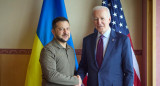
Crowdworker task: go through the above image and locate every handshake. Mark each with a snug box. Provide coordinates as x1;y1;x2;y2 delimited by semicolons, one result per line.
74;75;82;86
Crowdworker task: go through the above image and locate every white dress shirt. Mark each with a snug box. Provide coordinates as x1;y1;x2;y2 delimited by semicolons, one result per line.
96;27;111;57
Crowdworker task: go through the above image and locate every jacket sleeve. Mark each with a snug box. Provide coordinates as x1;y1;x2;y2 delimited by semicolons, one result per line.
122;37;134;86
39;48;79;85
77;38;88;80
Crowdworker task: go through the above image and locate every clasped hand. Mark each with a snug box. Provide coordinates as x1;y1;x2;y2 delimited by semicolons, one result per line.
74;75;82;86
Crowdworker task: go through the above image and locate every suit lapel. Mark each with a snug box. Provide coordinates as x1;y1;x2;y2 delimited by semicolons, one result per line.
101;30;117;69
90;32;99;68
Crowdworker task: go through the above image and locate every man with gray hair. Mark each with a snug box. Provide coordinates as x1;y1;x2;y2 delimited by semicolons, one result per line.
77;6;134;86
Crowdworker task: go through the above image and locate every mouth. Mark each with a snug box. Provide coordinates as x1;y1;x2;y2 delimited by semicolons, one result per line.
97;27;104;29
97;25;103;28
62;34;69;38
62;34;68;36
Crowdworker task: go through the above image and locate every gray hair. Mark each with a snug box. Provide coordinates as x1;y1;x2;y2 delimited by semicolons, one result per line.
92;6;110;18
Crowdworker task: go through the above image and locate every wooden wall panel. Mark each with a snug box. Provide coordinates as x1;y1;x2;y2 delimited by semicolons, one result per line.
0;52;142;86
0;55;30;86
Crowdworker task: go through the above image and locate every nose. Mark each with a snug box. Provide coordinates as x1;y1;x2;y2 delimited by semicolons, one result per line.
63;29;67;33
97;19;101;25
63;28;69;34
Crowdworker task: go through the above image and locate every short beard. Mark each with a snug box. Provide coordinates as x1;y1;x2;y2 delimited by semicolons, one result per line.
55;34;69;43
57;37;68;43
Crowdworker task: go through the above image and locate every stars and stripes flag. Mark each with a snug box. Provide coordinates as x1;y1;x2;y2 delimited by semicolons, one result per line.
102;0;141;86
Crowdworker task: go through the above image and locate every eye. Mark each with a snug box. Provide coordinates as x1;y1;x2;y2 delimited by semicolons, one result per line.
66;27;70;30
101;18;104;20
94;18;98;21
58;28;64;31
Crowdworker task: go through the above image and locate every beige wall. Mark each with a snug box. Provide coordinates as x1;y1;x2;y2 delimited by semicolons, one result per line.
0;0;42;49
157;0;160;85
121;0;142;50
0;0;142;50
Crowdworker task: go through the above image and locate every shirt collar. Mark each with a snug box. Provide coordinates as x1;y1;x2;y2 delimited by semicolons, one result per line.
97;27;111;39
52;39;71;49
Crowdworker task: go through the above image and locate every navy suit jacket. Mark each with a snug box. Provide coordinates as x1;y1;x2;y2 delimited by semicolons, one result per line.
77;29;134;86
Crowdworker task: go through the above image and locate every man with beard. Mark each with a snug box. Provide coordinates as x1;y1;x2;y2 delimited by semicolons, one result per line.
39;17;81;86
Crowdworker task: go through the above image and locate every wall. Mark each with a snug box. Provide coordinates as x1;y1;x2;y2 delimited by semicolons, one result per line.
0;54;30;86
156;0;160;85
0;0;142;86
0;0;41;49
0;0;142;50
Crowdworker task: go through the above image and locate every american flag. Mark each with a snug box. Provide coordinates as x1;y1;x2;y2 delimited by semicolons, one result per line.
102;0;141;86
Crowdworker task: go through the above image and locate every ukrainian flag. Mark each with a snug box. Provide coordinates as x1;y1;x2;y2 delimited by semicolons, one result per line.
25;0;78;86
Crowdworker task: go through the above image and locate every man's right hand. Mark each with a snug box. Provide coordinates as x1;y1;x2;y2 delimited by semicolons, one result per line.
75;75;82;86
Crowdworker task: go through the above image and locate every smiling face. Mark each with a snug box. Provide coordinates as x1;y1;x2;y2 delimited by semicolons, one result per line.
52;21;70;43
93;8;111;34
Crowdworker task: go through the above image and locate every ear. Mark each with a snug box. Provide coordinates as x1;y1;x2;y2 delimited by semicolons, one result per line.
108;16;111;23
51;29;55;35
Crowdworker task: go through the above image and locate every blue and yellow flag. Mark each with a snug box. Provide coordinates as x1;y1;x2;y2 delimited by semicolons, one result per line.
25;0;78;86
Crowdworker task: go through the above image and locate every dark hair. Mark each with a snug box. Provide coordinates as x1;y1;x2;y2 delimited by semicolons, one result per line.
52;17;69;30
